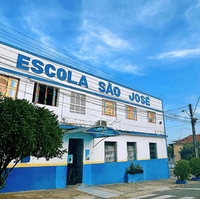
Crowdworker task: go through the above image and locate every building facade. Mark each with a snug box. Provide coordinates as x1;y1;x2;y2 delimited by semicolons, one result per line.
172;134;200;163
0;41;169;193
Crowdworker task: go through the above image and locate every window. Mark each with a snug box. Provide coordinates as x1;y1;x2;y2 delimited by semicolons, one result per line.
0;74;19;99
32;83;58;106
102;100;116;117
126;106;137;120
147;111;156;123
105;142;117;162
127;142;137;161
149;143;157;159
70;91;86;114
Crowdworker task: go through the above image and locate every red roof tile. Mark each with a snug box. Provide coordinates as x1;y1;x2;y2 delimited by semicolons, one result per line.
174;134;200;144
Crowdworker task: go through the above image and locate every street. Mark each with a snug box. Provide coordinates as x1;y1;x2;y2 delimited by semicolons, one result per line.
133;183;200;199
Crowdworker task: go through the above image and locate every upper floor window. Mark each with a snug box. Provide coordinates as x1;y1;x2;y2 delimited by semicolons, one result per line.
0;74;19;99
70;91;86;114
125;106;137;120
32;83;58;106
147;111;156;123
102;100;116;117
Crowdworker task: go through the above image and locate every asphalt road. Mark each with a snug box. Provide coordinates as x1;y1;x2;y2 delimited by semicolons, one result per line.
133;183;200;199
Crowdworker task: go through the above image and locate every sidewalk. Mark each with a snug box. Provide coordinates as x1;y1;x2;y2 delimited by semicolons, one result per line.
0;175;200;199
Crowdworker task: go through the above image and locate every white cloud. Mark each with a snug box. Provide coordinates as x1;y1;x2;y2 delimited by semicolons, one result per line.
137;0;169;20
158;48;200;58
81;20;132;50
108;61;144;75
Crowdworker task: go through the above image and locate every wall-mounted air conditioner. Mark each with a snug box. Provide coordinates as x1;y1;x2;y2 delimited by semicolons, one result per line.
97;120;107;127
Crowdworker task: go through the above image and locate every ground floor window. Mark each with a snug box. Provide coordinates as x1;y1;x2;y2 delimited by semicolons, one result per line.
32;83;58;106
149;143;157;159
105;142;117;162
127;142;137;161
0;74;19;99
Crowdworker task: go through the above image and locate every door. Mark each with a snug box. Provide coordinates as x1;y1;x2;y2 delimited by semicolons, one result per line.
67;139;83;185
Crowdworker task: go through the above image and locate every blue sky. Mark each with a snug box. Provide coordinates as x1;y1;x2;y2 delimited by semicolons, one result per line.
1;0;200;143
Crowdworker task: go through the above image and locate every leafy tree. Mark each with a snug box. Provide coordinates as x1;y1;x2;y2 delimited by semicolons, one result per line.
179;142;200;161
174;159;191;181
0;97;66;190
189;157;200;179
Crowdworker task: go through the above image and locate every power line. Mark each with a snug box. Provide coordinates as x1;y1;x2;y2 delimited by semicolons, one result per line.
0;23;188;108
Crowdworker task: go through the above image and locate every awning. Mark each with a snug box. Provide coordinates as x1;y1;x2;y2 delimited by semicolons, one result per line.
62;126;120;138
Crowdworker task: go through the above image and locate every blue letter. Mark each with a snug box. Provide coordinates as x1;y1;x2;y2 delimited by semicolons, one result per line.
78;75;88;88
146;97;150;106
129;92;134;101
141;95;145;104
16;54;30;71
98;82;106;93
57;68;67;81
31;60;43;74
106;83;114;95
135;94;140;103
113;87;121;97
45;64;55;78
67;71;77;85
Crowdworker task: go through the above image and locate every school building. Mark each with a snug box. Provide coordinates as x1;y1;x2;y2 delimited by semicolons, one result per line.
0;41;169;193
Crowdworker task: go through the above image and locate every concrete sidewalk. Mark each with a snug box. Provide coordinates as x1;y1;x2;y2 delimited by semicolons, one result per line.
0;176;200;199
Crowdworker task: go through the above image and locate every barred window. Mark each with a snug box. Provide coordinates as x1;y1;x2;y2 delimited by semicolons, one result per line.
149;143;157;159
125;106;137;120
0;74;19;99
70;91;86;115
32;83;58;106
127;142;137;161
147;111;156;123
102;100;116;117
105;142;117;162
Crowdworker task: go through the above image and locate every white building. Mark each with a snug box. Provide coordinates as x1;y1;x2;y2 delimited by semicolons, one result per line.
0;41;169;193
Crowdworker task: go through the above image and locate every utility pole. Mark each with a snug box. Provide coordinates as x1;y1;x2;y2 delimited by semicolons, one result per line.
189;104;199;157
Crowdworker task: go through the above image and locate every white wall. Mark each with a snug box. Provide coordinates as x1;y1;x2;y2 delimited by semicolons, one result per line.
0;43;165;135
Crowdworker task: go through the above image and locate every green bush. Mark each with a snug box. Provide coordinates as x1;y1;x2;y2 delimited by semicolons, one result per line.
189;157;200;178
174;160;191;181
126;162;144;175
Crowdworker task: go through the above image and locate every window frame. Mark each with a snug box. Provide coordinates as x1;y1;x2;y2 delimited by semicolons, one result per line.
125;105;137;120
102;100;116;117
70;91;86;115
127;142;137;161
147;111;156;124
0;74;19;99
149;143;157;159
104;141;117;163
32;83;58;106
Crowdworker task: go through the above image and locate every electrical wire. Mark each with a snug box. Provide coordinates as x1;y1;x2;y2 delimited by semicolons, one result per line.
0;23;189;108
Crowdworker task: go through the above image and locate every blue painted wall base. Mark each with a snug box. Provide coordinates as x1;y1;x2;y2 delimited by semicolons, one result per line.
1;158;169;193
89;158;169;185
0;165;67;193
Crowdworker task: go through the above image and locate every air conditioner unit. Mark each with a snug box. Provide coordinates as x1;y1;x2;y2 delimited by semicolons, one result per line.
97;120;107;127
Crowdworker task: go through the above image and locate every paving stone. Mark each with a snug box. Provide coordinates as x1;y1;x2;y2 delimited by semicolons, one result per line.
77;185;119;198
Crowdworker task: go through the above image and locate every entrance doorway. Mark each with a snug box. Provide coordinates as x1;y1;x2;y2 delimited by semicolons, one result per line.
67;139;83;185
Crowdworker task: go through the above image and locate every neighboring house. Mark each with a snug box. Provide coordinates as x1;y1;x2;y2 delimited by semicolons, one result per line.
0;41;169;193
173;134;200;162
